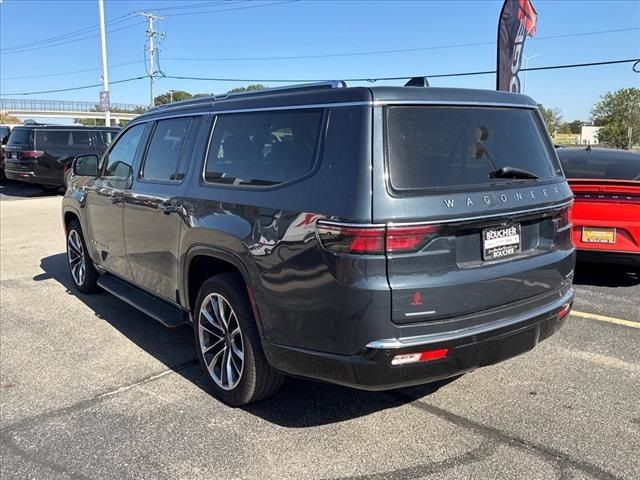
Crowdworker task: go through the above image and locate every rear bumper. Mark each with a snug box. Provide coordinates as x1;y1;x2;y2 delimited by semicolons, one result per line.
5;169;61;186
264;288;573;390
5;169;37;183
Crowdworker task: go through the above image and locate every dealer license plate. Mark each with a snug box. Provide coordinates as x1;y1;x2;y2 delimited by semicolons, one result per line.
482;224;521;260
582;227;616;244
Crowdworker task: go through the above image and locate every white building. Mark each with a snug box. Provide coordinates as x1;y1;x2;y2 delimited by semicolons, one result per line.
579;125;601;145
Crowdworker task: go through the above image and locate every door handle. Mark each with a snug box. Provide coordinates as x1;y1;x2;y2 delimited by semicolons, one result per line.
111;196;124;205
158;203;179;215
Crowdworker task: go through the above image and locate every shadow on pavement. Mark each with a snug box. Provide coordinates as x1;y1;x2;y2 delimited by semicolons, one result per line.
573;261;639;287
0;179;61;199
37;252;451;427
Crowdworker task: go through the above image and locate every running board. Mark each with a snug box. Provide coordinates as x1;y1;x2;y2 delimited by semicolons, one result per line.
97;274;190;328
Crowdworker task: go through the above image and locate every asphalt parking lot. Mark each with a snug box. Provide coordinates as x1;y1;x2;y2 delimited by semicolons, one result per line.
1;183;639;480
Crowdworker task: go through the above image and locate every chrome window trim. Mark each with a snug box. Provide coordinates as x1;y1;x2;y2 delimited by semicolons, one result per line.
139;101;372;118
374;100;536;109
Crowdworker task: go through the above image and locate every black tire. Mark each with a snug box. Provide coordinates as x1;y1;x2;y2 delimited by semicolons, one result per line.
66;220;100;293
194;273;284;406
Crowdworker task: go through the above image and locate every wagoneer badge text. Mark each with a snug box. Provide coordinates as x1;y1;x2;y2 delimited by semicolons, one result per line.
443;186;563;209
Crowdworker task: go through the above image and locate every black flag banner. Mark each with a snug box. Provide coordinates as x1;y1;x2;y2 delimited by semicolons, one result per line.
497;0;538;92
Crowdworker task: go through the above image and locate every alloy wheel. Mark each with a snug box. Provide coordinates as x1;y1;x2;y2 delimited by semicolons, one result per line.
198;293;245;391
67;229;86;287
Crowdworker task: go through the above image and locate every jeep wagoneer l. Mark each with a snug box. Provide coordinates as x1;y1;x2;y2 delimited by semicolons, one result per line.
62;81;575;405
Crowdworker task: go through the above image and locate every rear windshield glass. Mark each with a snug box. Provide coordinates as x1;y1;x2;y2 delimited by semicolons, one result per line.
7;128;34;146
558;150;640;181
386;106;559;191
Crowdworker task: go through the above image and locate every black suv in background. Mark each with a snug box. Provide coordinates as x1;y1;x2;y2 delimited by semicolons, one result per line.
5;125;119;189
63;82;575;406
0;125;13;179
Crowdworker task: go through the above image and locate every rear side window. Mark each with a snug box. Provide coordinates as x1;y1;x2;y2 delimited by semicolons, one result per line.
141;118;193;181
386;106;559;192
69;130;104;148
205;109;323;186
7;128;34;146
558;151;640;180
36;130;71;148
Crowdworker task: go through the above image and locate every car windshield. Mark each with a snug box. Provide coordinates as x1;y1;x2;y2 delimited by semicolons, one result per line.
558;149;640;181
386;106;560;192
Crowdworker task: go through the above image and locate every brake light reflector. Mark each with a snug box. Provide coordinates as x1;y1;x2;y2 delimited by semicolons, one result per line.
557;303;571;320
316;221;440;255
391;348;449;366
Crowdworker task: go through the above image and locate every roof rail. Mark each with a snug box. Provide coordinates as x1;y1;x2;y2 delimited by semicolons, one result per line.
145;81;346;113
220;81;347;100
148;94;216;112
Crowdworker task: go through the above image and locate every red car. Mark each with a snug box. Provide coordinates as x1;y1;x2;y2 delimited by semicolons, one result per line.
557;147;640;268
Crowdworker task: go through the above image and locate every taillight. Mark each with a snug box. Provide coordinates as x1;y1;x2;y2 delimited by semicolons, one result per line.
315;222;385;254
316;221;439;255
387;225;439;253
22;150;44;159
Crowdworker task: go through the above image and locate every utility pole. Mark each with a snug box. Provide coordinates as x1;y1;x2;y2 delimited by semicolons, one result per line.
138;12;164;108
97;0;111;126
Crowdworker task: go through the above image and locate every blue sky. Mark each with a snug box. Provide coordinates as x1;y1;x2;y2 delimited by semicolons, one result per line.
1;0;639;122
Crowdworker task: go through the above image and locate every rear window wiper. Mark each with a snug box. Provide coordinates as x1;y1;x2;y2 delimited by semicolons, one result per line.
490;166;539;180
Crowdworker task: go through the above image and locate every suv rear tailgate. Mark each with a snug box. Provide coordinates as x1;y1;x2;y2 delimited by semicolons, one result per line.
373;103;575;324
387;201;573;323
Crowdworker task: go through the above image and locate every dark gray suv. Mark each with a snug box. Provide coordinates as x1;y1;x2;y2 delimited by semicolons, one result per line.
62;82;575;406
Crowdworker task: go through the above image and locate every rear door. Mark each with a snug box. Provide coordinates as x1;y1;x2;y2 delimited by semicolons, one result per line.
123;116;200;302
374;104;574;323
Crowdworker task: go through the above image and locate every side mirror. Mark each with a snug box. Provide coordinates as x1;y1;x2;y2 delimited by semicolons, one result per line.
73;154;99;177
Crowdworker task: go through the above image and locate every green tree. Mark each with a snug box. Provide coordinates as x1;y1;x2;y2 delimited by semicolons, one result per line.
567;120;584;134
227;84;267;94
537;104;562;134
557;124;571;135
591;87;640;149
0;112;20;124
153;90;194;105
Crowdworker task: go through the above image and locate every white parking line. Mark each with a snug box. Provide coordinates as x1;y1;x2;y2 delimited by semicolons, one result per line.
571;310;640;329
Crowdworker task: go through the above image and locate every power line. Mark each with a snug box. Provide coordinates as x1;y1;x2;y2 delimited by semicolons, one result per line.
1;58;636;97
161;0;296;17
0;76;148;96
163;26;640;63
151;1;237;12
0;20;146;55
2;25;635;82
1;60;144;80
161;58;640;83
0;14;136;52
